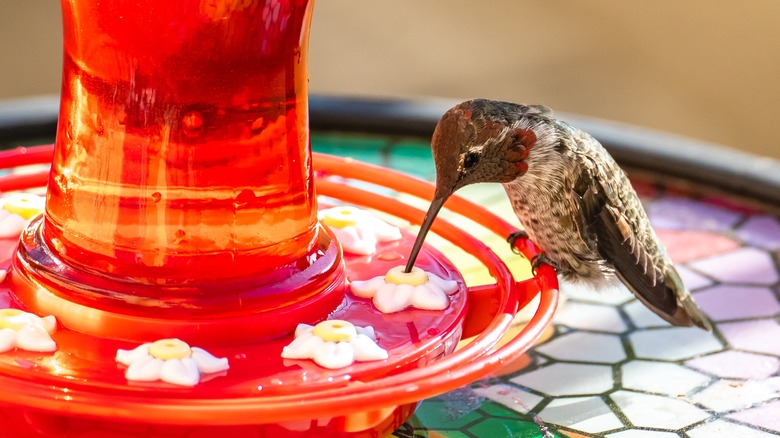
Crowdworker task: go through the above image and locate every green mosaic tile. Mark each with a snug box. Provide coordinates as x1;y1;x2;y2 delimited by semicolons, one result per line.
392;424;474;438
477;400;529;418
410;399;486;430
392;138;432;150
386;140;435;180
467;415;556;438
311;133;388;166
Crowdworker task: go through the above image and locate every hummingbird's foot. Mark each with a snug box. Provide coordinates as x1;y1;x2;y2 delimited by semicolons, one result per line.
506;230;528;255
530;253;560;275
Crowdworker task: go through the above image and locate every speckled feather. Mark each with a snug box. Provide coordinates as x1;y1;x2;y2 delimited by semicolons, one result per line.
425;99;710;330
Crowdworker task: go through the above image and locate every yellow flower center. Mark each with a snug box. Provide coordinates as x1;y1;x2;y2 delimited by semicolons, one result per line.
384;265;428;286
322;207;360;229
312;319;357;342
0;308;29;331
148;338;192;360
3;193;45;220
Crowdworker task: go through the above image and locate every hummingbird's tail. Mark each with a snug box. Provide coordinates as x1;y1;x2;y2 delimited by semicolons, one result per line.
663;264;713;331
614;262;713;331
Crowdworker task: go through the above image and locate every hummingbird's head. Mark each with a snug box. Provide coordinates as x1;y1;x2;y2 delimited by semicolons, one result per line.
404;99;549;273
430;99;544;200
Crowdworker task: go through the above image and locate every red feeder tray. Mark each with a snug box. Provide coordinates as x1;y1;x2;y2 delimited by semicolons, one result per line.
0;145;558;437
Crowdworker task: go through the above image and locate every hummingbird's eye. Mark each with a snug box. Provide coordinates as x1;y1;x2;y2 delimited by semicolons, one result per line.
463;152;479;168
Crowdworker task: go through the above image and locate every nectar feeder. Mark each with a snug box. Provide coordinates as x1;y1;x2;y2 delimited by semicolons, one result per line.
11;0;345;343
0;1;558;436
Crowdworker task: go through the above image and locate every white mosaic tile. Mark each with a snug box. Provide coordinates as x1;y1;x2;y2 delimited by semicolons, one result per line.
691;378;780;413
685;351;780;380
537;396;623;434
607;430;679;438
687;419;778;438
621;360;710;396
535;332;626;364
553;301;628;333
624;299;671;329
510;363;614;397
473;383;543;413
559;279;635;305
610;390;710;429
629;327;723;361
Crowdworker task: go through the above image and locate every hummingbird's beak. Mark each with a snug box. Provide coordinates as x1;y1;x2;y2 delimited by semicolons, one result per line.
404;190;451;273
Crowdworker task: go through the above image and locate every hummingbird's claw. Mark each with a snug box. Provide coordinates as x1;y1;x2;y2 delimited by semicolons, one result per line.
530;253;559;276
507;230;528;255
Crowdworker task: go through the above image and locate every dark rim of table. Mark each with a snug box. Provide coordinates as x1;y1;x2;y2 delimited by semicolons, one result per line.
1;94;779;209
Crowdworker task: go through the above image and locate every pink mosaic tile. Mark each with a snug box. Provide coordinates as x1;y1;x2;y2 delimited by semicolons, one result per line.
655;230;740;263
727;399;780;433
688;419;778;437
685;351;780;380
719;319;780;356
736;215;780;250
687;248;780;285
693;285;780;321
648;197;743;232
691;378;780;412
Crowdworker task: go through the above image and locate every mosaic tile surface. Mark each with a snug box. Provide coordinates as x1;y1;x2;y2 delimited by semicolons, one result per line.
1;133;777;437
312;133;780;437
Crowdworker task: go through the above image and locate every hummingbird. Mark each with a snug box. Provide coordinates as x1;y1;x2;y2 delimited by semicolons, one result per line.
404;99;711;330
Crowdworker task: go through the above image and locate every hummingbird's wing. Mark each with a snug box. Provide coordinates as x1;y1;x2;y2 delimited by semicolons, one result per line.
572;160;694;327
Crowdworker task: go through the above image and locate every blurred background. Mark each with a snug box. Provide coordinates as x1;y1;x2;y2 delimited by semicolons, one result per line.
2;1;778;158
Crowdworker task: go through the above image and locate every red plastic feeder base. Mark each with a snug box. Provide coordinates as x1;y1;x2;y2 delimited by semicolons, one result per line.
11;216;348;345
0;146;559;437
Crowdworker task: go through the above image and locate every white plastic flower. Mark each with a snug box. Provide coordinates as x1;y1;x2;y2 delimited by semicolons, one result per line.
0;308;58;353
115;338;229;387
319;206;401;255
281;320;388;369
349;266;459;313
